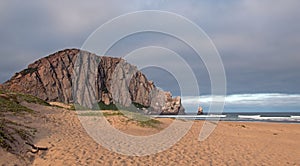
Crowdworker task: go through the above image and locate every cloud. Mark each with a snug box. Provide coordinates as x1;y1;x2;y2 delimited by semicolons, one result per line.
182;93;300;107
0;0;299;95
0;0;141;83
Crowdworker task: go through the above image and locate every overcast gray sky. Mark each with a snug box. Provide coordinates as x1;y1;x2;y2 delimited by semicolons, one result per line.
1;0;300;95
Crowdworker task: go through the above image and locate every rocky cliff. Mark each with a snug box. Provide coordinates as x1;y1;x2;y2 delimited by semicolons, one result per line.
3;49;185;114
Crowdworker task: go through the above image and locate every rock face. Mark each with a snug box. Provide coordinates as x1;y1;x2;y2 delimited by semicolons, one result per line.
3;49;78;103
149;90;184;115
3;49;185;114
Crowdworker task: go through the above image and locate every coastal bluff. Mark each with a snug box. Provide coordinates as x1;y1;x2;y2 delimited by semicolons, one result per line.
3;49;185;115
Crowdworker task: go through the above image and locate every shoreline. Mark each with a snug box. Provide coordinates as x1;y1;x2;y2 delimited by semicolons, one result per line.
154;113;300;124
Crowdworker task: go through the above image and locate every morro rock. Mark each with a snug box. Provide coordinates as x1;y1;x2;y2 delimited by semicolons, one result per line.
3;49;185;114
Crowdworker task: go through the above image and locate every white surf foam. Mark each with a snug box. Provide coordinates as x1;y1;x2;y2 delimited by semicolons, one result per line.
291;116;300;119
238;115;261;119
238;115;299;121
154;115;226;118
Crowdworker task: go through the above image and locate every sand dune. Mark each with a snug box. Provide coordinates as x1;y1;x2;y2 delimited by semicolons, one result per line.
1;103;299;165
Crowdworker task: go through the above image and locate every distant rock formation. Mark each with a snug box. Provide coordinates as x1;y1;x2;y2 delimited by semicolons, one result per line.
197;106;203;115
3;49;185;114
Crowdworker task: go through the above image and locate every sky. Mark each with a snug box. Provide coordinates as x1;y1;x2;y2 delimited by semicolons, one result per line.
0;0;300;98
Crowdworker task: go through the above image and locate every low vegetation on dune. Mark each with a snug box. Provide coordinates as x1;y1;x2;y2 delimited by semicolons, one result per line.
0;95;33;114
0;90;50;112
73;100;161;128
0;119;36;152
0;90;47;153
78;110;161;128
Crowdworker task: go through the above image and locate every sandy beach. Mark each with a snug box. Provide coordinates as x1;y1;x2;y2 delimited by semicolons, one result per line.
1;103;300;166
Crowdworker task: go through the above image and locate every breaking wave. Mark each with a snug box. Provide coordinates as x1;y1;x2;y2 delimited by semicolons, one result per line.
238;115;300;122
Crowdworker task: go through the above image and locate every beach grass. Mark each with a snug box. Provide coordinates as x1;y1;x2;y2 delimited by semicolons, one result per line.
0;119;36;151
0;90;50;113
0;95;33;113
0;91;38;151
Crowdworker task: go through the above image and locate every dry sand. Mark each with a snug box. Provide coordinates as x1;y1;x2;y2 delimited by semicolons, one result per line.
1;103;300;166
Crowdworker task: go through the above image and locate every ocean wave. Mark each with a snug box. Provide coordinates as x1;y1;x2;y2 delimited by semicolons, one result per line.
154;115;227;118
291;116;300;119
238;115;300;122
238;115;261;119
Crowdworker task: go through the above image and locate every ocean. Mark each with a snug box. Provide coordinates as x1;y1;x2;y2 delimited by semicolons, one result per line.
175;105;300;123
174;94;300;123
156;112;300;123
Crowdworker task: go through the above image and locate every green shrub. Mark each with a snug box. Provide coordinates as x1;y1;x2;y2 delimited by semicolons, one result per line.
94;101;119;110
132;102;149;109
16;93;50;106
136;119;161;128
78;111;123;117
0;96;33;113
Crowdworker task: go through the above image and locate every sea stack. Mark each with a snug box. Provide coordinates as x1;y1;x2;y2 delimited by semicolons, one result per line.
197;106;203;115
